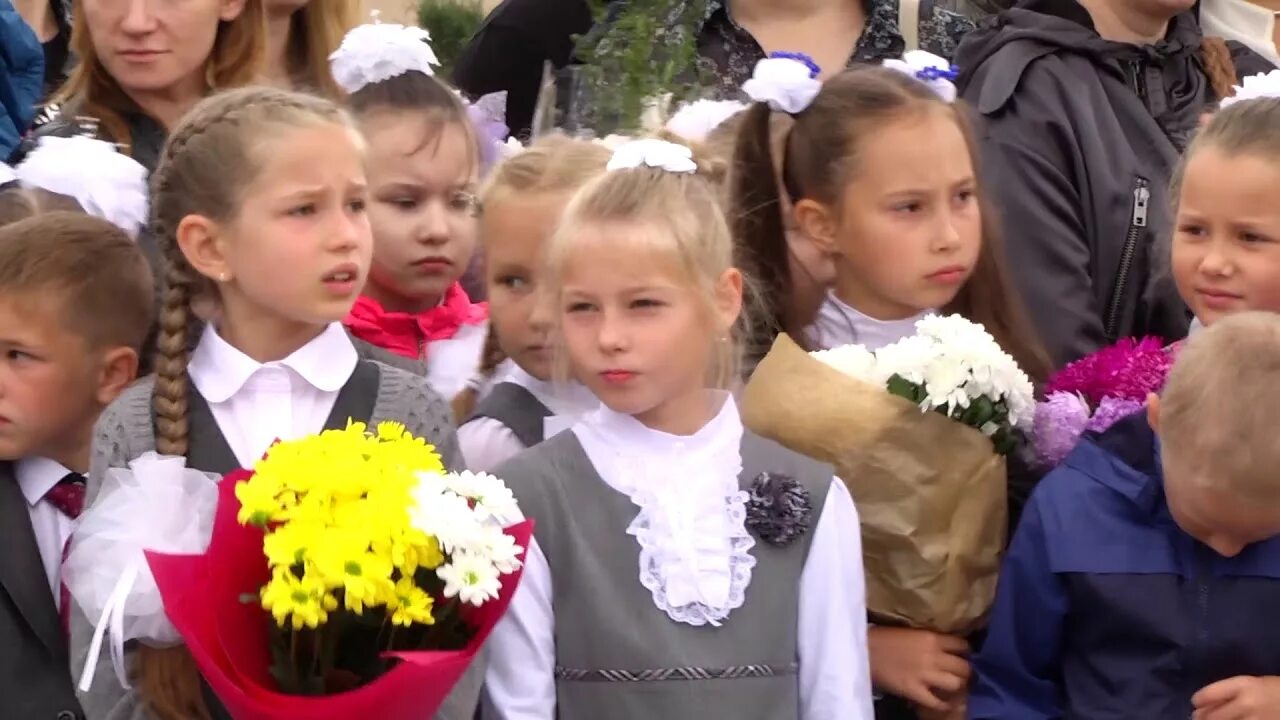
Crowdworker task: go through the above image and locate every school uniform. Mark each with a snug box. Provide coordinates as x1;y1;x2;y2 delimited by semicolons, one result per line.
805;291;930;352
73;322;480;720
483;394;874;720
1;458;84;720
459;363;599;472
344;285;489;400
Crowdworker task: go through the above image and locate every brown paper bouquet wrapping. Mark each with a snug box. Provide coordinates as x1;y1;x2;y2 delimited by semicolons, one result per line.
740;334;1007;634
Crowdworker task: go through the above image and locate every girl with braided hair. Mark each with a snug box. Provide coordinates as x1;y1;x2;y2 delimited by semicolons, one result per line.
70;86;479;720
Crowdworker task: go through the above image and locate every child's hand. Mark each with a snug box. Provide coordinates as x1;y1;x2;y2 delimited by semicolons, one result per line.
1193;676;1280;720
868;626;971;713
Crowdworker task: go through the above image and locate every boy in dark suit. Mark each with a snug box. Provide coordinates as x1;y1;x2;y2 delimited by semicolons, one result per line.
0;211;153;719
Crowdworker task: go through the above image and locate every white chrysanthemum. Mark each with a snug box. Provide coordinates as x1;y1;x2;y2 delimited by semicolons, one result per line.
443;471;520;524
811;344;879;383
873;334;939;386
475;524;524;574
408;476;481;554
1222;70;1280;109
437;553;502;607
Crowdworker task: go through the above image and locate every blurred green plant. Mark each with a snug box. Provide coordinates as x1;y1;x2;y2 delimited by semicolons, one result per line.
569;0;711;134
418;0;485;77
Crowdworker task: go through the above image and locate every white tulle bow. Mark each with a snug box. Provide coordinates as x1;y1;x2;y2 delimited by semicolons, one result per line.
329;21;439;94
882;51;958;103
606;138;697;174
1221;70;1280;108
0;162;14;186
63;453;220;692
14;136;150;238
742;56;822;114
664;99;749;142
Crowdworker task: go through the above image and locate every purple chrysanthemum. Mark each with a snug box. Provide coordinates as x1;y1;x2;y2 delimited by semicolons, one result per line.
1031;392;1091;468
1045;337;1173;405
1086;396;1145;433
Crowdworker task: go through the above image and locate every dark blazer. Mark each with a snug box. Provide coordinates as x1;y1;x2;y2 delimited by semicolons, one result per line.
0;461;84;720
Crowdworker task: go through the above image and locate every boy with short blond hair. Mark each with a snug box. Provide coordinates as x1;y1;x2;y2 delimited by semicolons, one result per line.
971;312;1280;720
0;211;153;719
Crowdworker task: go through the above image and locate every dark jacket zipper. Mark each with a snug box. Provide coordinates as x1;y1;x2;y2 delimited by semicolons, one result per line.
1105;179;1150;340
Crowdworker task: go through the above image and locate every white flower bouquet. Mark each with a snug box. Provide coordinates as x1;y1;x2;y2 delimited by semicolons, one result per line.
741;315;1035;633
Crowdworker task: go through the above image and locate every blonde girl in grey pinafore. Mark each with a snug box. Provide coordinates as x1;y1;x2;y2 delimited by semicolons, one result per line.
481;137;876;720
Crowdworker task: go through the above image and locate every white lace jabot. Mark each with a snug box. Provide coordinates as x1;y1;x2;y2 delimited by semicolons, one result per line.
572;393;756;627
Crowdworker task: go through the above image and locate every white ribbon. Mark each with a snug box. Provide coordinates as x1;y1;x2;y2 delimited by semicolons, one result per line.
1221;69;1280;108
329;20;439;94
882;50;958;103
78;559;142;692
14;136;149;238
742;57;822;114
606;139;697;174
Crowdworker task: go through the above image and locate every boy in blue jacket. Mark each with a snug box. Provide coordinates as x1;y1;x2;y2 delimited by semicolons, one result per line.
970;311;1280;720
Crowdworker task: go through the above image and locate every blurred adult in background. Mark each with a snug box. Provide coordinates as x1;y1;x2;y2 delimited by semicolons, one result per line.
11;0;70;97
453;0;593;138
263;0;360;98
0;0;42;160
955;0;1274;368
1201;0;1280;67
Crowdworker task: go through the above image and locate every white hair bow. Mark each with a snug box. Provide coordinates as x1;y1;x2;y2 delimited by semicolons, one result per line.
1221;69;1280;108
15;136;150;238
664;99;749;142
742;52;823;114
0;162;14;186
882;51;958;103
607;139;697;174
329;16;439;95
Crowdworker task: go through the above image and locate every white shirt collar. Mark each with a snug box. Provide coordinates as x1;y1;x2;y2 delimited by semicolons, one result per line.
189;322;359;403
807;291;932;351
580;391;741;457
16;456;73;507
501;363;599;418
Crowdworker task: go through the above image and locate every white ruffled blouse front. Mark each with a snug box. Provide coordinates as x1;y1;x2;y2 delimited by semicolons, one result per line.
572;394;756;626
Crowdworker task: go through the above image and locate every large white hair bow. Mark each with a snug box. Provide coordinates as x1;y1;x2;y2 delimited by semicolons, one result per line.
15;136;150;238
1221;70;1280;108
607;138;698;174
329;16;439;94
882;51;958;103
0;162;14;186
742;52;823;114
664;99;749;142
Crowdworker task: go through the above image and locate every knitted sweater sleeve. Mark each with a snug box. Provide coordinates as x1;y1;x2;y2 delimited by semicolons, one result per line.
372;363;465;472
74;378;157;720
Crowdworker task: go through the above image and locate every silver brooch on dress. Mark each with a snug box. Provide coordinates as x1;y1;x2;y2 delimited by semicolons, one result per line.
745;473;812;547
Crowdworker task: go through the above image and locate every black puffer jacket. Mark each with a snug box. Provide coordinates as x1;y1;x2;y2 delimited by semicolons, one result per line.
955;0;1273;367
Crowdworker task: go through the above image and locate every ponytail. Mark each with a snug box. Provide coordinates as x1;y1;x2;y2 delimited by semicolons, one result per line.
1201;36;1239;103
731;103;801;366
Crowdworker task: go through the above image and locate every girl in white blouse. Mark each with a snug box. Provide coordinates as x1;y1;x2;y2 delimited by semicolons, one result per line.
455;136;609;471
482;138;875;720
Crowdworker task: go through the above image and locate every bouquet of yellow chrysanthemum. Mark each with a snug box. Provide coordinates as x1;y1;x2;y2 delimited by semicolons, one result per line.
144;421;532;720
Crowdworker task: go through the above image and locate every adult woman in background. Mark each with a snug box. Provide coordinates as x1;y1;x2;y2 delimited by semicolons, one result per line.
263;0;360;98
27;0;264;175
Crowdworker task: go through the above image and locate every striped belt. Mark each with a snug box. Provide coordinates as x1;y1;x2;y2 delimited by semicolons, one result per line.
555;663;799;683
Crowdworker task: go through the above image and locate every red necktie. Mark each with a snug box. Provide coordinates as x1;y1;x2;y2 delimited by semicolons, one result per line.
45;473;85;637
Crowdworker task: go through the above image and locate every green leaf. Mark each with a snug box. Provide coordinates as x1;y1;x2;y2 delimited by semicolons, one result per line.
417;0;485;78
886;374;923;404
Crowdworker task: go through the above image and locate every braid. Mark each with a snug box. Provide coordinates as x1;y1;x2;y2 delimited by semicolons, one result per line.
132;86;358;720
451;324;509;421
1201;36;1239;103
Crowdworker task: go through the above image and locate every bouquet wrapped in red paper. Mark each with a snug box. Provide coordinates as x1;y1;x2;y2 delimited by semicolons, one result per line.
68;421;530;720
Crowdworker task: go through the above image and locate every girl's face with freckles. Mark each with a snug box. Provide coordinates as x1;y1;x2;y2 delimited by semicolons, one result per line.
361;113;480;313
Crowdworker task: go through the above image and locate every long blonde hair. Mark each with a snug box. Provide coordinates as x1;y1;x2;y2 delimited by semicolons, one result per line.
52;0;265;151
140;86;359;720
450;135;613;420
286;0;362;98
545;140;747;389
